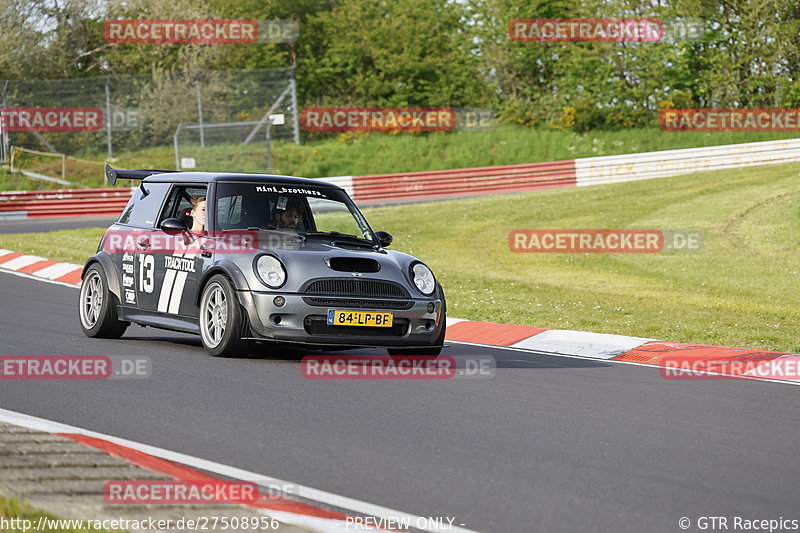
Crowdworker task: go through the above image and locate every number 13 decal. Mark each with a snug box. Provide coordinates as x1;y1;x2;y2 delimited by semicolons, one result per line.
138;254;154;293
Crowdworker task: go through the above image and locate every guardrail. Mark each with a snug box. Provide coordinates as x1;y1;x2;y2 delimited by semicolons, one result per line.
347;160;577;202
574;138;800;187
0;188;134;219
2;138;798;219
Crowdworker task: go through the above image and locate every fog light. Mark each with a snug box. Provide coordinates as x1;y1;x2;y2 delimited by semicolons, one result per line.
273;296;286;307
427;302;435;313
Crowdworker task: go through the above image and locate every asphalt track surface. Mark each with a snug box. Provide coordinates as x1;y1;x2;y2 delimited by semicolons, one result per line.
1;271;800;532
0;215;116;233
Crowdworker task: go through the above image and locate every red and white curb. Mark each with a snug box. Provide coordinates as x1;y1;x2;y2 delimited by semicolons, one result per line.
0;249;83;286
0;408;475;533
445;318;800;385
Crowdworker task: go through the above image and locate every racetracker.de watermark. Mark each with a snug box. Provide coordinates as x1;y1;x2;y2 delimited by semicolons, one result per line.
104;481;258;505
0;108;102;132
300;107;495;132
103;19;298;44
660;355;800;381
301;355;496;380
510;18;663;42
508;229;703;253
0;356;150;379
661;108;800;132
509;18;706;43
101;230;281;255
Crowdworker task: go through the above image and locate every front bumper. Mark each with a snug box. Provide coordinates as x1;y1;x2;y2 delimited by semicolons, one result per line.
237;290;444;347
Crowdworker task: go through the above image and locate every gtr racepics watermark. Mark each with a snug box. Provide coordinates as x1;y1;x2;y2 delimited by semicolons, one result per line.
0;356;150;379
103;19;298;44
508;230;703;253
661;109;800;132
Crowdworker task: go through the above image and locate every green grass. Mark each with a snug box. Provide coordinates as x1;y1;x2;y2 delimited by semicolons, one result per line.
6;126;799;190
113;127;800;178
0;228;103;265
2;162;800;352
0;495;121;532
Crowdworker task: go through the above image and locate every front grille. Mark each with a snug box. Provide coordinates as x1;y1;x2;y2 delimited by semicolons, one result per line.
303;278;410;299
304;316;409;337
303;297;414;310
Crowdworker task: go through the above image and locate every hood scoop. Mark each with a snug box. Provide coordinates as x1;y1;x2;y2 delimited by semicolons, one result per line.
326;257;381;273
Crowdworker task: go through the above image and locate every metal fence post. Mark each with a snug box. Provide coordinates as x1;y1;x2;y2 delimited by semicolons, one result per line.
265;118;274;173
105;80;113;159
290;76;300;145
174;124;182;170
1;82;9;163
196;81;205;147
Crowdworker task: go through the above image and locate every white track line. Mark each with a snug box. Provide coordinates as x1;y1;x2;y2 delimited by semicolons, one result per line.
0;408;479;533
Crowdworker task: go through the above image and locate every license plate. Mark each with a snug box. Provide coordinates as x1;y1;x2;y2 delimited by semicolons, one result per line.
327;310;393;327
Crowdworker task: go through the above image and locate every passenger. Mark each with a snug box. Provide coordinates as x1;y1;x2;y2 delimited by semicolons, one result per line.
190;196;206;234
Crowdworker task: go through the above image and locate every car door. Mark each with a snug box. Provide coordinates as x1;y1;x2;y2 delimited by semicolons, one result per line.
113;182;171;310
150;184;209;318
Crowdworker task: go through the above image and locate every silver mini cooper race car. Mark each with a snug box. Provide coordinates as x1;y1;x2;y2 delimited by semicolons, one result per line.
78;166;446;357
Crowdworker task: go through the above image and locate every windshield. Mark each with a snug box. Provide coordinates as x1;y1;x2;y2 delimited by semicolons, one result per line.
213;182;374;242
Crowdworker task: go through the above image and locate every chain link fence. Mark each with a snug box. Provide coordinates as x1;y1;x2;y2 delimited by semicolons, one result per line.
0;68;299;165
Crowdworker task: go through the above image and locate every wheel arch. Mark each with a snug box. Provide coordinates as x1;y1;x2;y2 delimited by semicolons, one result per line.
195;260;251;306
82;253;122;302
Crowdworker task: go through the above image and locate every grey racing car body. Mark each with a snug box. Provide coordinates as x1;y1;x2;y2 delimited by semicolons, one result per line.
78;167;446;357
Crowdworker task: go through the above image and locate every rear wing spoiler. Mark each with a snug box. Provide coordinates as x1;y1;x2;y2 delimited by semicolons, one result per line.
105;164;177;186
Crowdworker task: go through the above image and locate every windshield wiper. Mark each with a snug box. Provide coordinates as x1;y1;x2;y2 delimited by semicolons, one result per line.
302;231;376;248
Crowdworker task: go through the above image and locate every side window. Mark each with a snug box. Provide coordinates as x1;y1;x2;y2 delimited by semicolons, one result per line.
157;185;207;227
118;183;171;228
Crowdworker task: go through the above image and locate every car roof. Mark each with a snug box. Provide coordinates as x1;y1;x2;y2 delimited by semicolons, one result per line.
143;171;344;190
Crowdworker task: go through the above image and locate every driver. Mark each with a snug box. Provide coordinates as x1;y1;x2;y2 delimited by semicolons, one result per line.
272;198;303;229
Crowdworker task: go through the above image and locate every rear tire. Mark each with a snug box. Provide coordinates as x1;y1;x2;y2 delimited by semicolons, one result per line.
79;265;128;339
199;274;252;357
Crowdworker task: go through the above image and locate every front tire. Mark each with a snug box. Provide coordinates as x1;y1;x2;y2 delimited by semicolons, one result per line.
199;274;252;357
79;265;128;339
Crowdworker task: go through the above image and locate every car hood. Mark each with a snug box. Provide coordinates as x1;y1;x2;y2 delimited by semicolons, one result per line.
244;235;428;295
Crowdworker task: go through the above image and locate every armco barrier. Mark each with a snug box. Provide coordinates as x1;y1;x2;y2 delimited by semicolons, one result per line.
2;137;799;218
0;188;133;202
574;138;800;186
0;188;134;219
349;160;577;202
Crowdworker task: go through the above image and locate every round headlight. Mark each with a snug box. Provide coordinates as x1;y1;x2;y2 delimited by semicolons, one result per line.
411;263;436;295
256;255;286;288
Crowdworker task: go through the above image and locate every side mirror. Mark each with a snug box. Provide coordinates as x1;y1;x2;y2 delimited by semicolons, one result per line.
160;217;188;235
374;231;393;248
